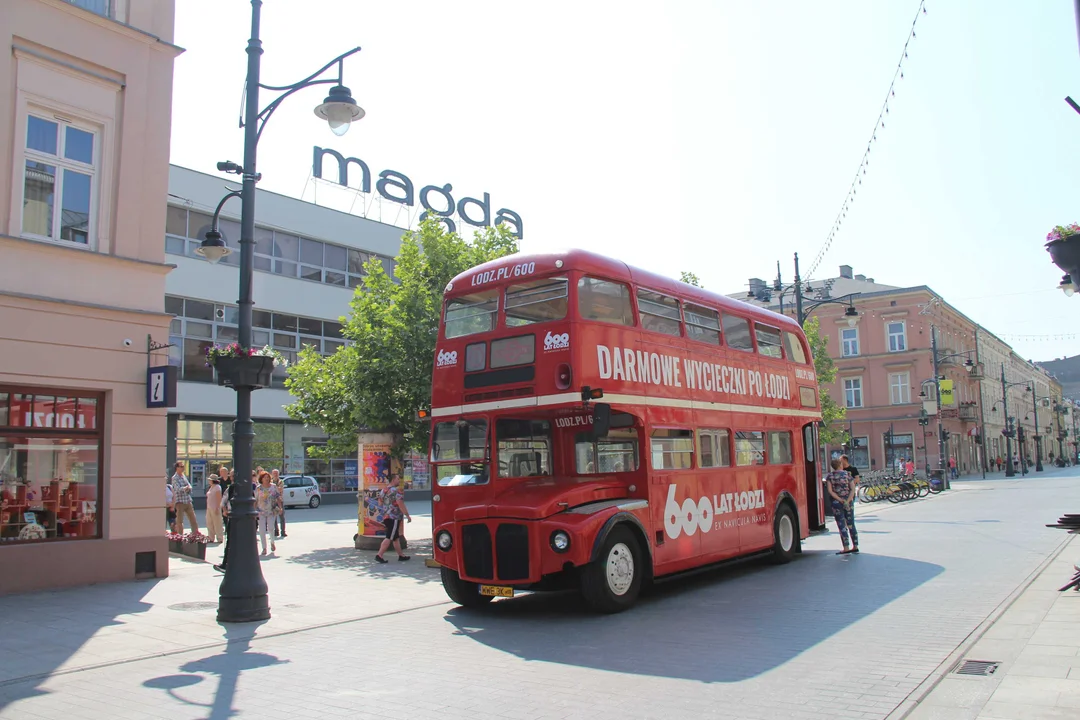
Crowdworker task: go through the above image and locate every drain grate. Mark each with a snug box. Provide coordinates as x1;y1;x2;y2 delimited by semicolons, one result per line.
955;660;1000;676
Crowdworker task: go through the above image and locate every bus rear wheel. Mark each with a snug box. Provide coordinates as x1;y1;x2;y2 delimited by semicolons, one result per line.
440;567;494;608
580;526;643;613
771;504;798;564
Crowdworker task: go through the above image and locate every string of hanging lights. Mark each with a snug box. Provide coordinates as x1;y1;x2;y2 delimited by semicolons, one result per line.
805;0;929;279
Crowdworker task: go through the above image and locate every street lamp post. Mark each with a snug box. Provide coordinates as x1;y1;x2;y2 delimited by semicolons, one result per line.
995;363;1032;478
923;327;976;490
197;0;364;623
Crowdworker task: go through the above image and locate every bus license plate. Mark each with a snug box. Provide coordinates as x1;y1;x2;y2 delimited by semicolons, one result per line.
480;585;514;598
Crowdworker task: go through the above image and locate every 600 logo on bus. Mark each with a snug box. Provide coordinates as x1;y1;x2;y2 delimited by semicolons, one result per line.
436;349;458;367
544;332;569;351
664;484;767;540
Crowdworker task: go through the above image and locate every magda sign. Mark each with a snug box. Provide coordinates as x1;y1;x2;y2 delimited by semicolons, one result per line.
313;146;523;239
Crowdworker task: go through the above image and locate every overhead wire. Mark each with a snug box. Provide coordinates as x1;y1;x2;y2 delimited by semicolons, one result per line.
805;0;929;279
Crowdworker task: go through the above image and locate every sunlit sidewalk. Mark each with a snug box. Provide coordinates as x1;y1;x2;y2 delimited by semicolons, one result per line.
902;533;1080;719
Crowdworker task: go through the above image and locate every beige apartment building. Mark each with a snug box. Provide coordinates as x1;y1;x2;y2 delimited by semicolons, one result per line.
0;0;179;593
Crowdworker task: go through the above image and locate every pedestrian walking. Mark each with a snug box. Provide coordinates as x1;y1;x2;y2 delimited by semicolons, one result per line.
272;468;287;538
948;456;958;480
254;471;281;556
374;473;411;564
165;477;175;530
904;457;915;478
825;458;858;555
205;474;224;543
171;461;199;535
214;474;236;573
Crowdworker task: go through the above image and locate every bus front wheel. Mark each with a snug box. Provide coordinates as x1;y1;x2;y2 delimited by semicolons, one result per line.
440;567;494;608
580;526;643;613
771;503;798;564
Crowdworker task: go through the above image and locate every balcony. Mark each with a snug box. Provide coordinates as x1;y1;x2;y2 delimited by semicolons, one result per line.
959;404;978;422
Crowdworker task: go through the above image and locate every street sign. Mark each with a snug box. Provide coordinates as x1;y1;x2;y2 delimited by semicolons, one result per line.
147;366;177;408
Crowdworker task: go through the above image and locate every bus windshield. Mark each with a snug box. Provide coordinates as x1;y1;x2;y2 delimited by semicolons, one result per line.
496;419;552;478
432;419;489;486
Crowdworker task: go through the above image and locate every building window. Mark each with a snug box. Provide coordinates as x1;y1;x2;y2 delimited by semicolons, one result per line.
843;378;863;408
164;205;394;288
65;0;111;16
0;389;103;544
166;296;347;388
841;327;859;357
887;321;907;352
22;115;96;247
890;372;911;405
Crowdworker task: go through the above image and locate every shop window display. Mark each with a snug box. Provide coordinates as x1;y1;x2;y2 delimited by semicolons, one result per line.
0;390;103;543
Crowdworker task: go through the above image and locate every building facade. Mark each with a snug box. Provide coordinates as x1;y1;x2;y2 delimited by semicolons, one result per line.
163;165;420;499
732;264;1059;477
0;0;180;592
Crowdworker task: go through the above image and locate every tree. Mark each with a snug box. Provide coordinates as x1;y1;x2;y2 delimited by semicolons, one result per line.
803;317;848;446
680;271;703;288
285;217;519;458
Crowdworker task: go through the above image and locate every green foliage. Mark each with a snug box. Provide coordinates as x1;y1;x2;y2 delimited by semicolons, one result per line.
680;271;703;288
803;317;848;446
285;217;520;458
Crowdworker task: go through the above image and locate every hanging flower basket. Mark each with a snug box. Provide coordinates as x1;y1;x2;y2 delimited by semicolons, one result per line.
1046;224;1080;277
205;344;286;389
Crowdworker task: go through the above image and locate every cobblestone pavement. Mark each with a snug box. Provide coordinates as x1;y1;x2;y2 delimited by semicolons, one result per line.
1;470;1078;720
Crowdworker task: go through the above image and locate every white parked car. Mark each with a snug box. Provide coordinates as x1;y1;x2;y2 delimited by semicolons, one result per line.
281;475;322;508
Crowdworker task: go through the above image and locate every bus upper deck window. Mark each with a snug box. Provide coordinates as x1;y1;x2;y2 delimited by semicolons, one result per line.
637;289;681;336
685;303;721;345
722;314;754;352
755;324;783;359
444;290;499;338
783;332;809;364
578;277;634;326
506;278;568;327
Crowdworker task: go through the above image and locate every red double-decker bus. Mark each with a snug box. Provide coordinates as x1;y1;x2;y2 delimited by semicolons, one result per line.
427;249;825;612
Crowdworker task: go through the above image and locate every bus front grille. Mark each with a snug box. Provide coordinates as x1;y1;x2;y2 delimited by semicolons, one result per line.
495;523;530;581
461;523;494;580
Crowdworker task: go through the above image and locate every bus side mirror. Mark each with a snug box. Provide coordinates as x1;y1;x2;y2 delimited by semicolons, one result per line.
592;403;611;438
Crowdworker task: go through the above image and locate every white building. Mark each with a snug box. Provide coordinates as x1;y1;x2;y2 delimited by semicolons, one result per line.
164;165;404;499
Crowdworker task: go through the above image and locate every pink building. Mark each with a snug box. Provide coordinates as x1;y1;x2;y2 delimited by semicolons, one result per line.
0;0;180;593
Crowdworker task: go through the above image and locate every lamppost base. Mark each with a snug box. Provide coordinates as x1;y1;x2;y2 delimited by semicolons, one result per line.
217;595;271;623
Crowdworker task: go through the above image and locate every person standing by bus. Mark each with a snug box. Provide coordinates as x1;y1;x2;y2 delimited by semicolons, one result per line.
840;455;861;485
374;473;411;564
826;458;858;554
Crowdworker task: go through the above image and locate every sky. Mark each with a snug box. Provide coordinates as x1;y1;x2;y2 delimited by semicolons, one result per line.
170;0;1080;363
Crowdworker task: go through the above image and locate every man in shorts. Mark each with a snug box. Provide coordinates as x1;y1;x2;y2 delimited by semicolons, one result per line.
374;473;411;563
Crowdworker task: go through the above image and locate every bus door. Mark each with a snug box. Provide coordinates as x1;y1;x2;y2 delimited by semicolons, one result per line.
803;422;825;530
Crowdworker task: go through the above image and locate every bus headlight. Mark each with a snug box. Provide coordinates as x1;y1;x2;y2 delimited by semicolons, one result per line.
436;530;453;551
549;530;571;553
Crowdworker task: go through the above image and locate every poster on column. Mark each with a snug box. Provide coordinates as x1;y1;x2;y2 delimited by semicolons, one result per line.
359;443;392;537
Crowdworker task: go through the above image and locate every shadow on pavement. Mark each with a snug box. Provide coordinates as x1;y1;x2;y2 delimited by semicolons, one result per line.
286;539;441;584
142;621;286;720
0;579;162;712
443;551;942;683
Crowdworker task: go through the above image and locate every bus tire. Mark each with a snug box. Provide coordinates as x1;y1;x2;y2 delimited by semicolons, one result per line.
440;567;494;608
771;503;797;564
580;526;642;613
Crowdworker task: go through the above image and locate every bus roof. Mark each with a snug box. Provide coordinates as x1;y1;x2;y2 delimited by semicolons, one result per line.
446;248;805;334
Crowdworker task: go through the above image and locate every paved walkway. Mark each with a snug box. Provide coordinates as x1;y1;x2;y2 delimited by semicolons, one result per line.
1;471;1079;720
901;525;1080;719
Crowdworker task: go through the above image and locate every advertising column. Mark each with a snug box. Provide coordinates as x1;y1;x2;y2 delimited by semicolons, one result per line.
354;432;399;550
